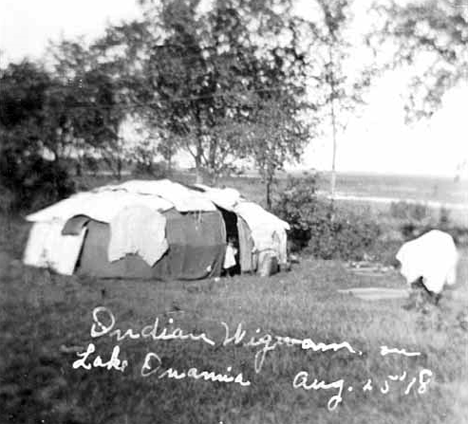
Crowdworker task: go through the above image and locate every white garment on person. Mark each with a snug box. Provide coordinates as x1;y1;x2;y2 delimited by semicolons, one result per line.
23;220;86;275
108;205;168;266
396;230;458;294
224;244;238;269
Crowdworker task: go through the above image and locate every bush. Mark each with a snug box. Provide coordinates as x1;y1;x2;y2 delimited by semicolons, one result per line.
0;152;75;212
132;160;169;179
395;205;468;246
273;176;381;261
304;206;381;261
390;200;430;221
390;201;457;242
272;174;322;251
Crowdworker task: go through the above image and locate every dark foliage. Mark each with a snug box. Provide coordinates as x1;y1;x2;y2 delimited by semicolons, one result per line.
390;201;430;222
0;62;76;212
274;175;381;260
0;153;75;212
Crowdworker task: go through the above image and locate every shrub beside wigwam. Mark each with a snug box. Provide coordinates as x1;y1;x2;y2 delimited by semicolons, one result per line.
273;176;381;261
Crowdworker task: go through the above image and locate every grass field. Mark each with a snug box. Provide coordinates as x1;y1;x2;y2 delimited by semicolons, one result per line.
1;173;468;424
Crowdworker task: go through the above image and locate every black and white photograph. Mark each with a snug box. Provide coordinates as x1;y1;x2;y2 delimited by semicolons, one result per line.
1;0;467;422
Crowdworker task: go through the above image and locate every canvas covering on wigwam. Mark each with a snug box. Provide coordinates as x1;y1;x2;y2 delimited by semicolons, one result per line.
76;208;225;280
23;179;290;280
23;180;227;280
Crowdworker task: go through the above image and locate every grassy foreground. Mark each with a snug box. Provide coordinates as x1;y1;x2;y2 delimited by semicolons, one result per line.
1;215;467;424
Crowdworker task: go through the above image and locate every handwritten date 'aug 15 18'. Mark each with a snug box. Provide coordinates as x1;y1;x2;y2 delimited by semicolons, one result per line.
72;307;434;411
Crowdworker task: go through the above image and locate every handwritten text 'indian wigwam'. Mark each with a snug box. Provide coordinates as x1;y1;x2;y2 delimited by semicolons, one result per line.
71;307;433;411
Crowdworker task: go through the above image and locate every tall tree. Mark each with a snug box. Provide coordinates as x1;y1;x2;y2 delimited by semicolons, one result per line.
98;0;314;185
49;39;134;179
304;0;373;197
247;97;310;209
369;0;468;178
0;61;75;210
370;0;468;120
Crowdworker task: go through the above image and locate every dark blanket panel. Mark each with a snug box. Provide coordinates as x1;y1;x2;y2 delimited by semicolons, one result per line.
76;209;226;280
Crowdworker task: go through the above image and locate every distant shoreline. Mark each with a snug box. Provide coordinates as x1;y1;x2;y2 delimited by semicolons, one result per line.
320;192;468;211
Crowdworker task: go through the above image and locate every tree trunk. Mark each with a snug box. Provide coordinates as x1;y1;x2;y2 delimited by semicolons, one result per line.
330;100;337;199
195;131;204;184
116;158;122;180
195;167;203;184
265;173;273;210
328;42;338;200
266;182;271;210
207;137;218;185
76;160;82;177
166;150;172;175
195;151;204;184
210;169;218;186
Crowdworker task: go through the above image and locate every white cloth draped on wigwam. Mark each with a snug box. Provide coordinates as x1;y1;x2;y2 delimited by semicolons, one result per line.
233;202;289;266
396;230;459;294
108;205;168;266
23;219;87;275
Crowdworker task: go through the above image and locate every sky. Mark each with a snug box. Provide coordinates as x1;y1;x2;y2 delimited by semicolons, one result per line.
1;0;467;178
